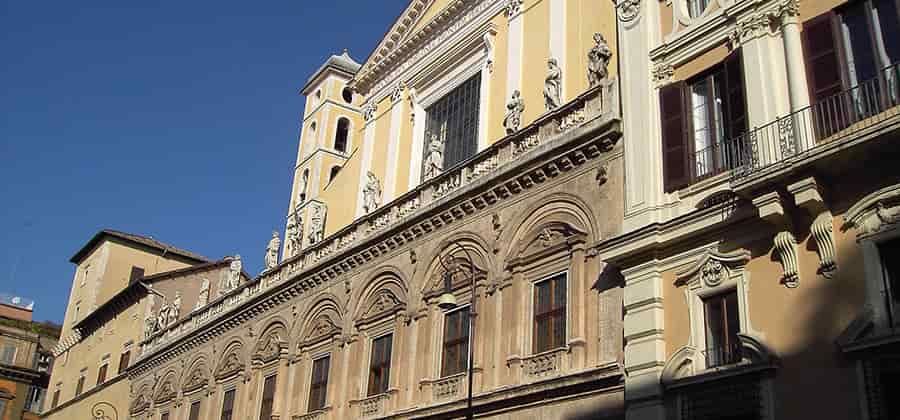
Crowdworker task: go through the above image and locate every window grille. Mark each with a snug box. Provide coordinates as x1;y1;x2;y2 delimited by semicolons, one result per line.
424;74;481;174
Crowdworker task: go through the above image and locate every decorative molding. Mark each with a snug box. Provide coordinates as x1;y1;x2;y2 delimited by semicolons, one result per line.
182;363;208;393
617;0;641;22
153;377;177;404
810;212;837;278
842;184;900;237
483;29;496;73
432;374;464;400
253;328;287;364
674;249;750;287
651;62;674;86
522;348;567;378
390;82;405;103
362;100;377;122
504;0;524;18
773;231;799;288
215;348;244;380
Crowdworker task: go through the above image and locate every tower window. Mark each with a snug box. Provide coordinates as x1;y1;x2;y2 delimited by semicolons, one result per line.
335;118;350;153
329;166;341;182
342;87;353;104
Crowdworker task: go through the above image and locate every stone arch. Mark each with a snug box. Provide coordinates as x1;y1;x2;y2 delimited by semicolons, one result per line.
502;194;598;265
660;345;699;385
295;293;345;349
252;321;289;364
353;266;409;326
420;231;494;302
153;369;179;404
215;339;246;380
181;354;211;394
130;383;153;414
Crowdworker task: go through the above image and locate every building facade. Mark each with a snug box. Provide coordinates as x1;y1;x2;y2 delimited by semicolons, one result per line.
127;0;625;419
0;296;58;420
612;0;900;418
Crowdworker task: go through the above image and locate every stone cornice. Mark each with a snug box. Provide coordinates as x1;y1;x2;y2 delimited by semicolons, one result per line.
130;82;622;377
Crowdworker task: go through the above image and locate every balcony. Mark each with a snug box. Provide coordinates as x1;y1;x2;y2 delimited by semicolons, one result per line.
703;342;742;369
690;62;900;187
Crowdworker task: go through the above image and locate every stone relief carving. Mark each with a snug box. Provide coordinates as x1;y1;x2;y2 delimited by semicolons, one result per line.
617;0;641;22
183;364;207;392
363;172;383;214
390;82;405;103
504;0;523;18
492;213;503;254
588;33;613;88
219;256;243;296
254;330;285;362
503;90;525;134
154;379;177;403
265;231;281;271
843;185;900;236
194;279;210;311
216;350;243;379
652;62;674;86
700;259;727;287
773;231;800;288
544;58;562;111
308;204;327;245
286;209;303;257
811;212;837;278
363;291;402;320
596;165;609;187
363;100;377;122
130;393;150;414
422;134;445;181
307;316;340;342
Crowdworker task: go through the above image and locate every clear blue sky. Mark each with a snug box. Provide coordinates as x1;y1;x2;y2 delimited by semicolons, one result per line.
1;0;406;323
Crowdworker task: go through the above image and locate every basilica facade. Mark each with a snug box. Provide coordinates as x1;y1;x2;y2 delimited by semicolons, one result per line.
43;0;900;419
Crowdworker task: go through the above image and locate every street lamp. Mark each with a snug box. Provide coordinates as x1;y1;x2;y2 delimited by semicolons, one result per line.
436;241;477;420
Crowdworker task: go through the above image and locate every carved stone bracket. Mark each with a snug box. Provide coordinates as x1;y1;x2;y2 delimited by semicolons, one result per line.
773;231;800;288
788;177;836;278
652;62;674;86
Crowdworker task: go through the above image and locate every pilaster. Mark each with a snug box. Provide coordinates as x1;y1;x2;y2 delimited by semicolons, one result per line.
622;261;666;416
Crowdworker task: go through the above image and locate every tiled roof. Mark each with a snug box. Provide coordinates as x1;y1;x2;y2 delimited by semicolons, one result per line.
70;229;210;264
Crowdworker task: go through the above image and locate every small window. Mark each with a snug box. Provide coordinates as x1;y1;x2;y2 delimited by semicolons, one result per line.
129;266;145;284
75;376;85;397
367;334;393;396
687;0;710;18
160;413;170;420
188;401;201;420
334;118;350;152
220;389;236;420
315;89;322;100
0;344;15;365
308;356;330;411
329;166;341;182
310;121;317;132
441;307;470;377
118;350;131;374
703;290;741;367
96;364;108;385
342;87;353;104
259;375;277;420
533;273;567;353
299;169;310;203
51;390;60;408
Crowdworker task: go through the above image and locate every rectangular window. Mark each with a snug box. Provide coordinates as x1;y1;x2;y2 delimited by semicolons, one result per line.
258;375;277;420
160;413;170;420
533;272;567;354
659;50;746;191
118;350;131;374
424;74;482;178
0;344;15;365
308;356;330;411
188;400;202;420
880;238;900;326
220;389;235;420
129;266;145;284
51;390;60;409
703;290;741;367
75;376;85;397
441;307;470;377
96;363;108;385
367;334;393;396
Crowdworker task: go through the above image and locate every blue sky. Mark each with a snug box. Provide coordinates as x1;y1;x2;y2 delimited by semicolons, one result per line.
1;0;406;323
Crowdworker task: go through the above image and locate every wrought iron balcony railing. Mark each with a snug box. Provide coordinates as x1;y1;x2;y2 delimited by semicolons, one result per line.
690;62;900;184
703;342;742;369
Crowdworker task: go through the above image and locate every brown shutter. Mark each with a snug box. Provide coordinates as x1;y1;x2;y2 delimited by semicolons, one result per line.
660;82;690;192
803;13;845;103
723;49;748;139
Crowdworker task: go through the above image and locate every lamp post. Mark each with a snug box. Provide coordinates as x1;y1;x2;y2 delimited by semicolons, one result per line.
436;241;476;420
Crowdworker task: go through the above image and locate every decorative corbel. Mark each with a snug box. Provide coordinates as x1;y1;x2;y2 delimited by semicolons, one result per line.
752;192;800;287
504;0;524;19
617;0;641;23
788;177;837;278
651;62;674;87
483;28;497;74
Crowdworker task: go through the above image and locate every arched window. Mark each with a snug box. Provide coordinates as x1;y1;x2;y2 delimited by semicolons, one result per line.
334;118;350;153
687;0;710;18
329;166;341;182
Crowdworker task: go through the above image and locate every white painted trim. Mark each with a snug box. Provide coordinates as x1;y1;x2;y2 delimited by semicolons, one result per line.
550;0;566;100
408;103;426;190
506;12;524;98
384;99;404;202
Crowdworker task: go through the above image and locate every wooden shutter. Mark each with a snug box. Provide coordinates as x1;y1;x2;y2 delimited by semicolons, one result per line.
660;82;690;192
723;49;748;140
97;364;107;385
803;13;845;103
118;351;131;374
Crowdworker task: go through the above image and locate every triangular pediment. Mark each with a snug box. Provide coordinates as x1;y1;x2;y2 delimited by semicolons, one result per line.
359;0;434;74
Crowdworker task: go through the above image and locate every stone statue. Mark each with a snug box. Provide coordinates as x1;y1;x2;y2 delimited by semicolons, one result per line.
265;231;281;270
503;90;525;134
308;205;326;244
362;172;382;214
156;301;170;331
195;279;210;310
144;315;157;338
169;292;182;326
228;256;243;290
588;32;613;87
544;58;562;111
287;208;303;256
422;134;444;180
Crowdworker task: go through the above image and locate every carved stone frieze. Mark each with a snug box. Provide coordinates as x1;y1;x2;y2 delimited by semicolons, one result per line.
153;379;177;404
215;350;244;380
183;364;208;393
130;394;150;414
254;330;286;363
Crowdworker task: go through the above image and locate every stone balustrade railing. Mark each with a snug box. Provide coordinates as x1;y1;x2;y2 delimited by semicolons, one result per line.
138;78;619;359
522;347;568;379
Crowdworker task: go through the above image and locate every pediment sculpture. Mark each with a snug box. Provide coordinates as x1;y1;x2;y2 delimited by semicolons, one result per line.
215;351;244;379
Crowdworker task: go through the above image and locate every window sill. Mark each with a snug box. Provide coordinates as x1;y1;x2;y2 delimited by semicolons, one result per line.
293;406;331;420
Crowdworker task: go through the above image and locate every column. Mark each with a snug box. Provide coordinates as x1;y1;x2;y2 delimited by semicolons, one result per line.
384;88;405;202
623;262;666;420
568;241;588;368
407;96;425;190
779;0;810;113
271;356;289;419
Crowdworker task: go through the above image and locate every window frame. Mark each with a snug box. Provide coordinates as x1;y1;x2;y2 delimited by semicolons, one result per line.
307;355;331;412
440;305;471;378
422;73;482;175
0;344;16;365
257;373;277;420
96;363;108;386
334;117;351;153
118;350;131;374
220;387;237;420
75;374;85;397
366;332;394;397
531;271;569;354
701;289;742;368
188;399;202;420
